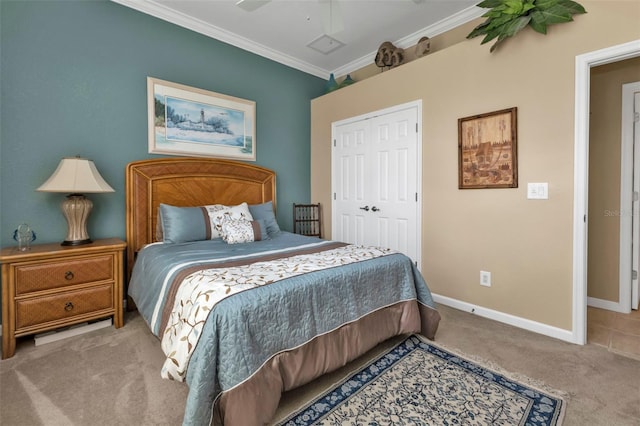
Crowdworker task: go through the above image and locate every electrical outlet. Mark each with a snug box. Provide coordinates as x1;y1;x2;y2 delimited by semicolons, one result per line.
480;270;491;287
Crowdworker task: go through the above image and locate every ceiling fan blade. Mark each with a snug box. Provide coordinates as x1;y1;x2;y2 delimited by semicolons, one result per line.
235;0;271;12
319;0;344;35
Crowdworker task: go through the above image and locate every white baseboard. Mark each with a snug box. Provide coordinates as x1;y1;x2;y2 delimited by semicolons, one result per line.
587;296;630;314
34;319;113;346
432;293;576;344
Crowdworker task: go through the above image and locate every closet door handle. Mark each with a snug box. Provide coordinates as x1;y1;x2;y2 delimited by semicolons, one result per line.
359;206;370;211
371;206;380;212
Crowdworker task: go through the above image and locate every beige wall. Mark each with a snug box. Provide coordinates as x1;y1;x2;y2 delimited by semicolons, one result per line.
311;1;640;331
588;57;640;302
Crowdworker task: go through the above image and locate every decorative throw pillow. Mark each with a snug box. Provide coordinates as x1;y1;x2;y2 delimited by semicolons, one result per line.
248;201;281;237
206;202;253;239
221;219;266;244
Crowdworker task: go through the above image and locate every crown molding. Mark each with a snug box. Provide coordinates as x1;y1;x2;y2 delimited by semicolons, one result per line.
111;0;484;80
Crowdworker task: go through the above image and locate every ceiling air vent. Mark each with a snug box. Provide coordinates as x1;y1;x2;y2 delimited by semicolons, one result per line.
235;0;270;12
307;34;345;55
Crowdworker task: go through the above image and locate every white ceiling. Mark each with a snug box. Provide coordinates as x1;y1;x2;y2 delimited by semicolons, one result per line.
112;0;484;79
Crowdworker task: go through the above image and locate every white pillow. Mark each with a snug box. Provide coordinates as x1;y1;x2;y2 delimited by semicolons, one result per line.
221;219;256;244
205;202;253;239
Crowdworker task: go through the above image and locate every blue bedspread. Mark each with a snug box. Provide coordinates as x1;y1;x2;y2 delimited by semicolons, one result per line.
128;232;437;425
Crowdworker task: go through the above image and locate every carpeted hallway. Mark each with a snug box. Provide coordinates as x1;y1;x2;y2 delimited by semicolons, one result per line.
1;304;638;425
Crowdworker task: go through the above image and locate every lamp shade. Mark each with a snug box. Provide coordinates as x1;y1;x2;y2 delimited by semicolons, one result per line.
37;157;114;193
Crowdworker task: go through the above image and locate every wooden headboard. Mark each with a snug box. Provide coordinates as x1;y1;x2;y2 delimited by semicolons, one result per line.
125;157;276;277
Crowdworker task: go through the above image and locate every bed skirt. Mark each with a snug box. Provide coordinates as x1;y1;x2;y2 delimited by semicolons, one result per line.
213;301;440;425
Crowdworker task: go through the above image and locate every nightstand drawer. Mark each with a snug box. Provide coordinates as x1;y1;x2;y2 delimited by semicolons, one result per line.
15;255;113;294
16;284;114;329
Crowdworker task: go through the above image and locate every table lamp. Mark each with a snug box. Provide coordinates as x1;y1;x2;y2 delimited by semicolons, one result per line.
37;157;115;246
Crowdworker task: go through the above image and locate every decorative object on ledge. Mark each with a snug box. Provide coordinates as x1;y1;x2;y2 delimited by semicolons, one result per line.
467;0;586;52
148;77;256;161
325;73;339;92
458;107;518;189
375;41;405;71
375;41;394;69
390;47;405;68
415;36;431;58
37;156;114;245
13;223;36;251
339;74;355;88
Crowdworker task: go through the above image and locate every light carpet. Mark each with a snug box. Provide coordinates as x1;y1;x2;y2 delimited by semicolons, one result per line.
277;334;565;426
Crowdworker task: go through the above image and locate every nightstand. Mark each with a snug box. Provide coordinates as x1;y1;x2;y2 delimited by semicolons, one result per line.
1;238;126;359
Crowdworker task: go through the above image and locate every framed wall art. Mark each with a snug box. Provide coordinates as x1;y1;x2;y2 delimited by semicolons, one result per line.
148;77;256;161
458;107;518;189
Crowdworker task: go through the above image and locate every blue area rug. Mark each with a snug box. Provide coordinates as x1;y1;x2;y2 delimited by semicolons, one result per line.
278;335;565;425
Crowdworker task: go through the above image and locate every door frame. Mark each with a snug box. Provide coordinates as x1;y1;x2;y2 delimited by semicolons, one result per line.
573;39;640;344
331;100;423;268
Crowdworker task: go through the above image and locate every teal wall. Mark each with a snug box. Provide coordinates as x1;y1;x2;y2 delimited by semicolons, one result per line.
0;0;325;249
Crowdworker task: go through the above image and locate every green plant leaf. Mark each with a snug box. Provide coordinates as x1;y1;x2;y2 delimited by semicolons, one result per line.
489;15;531;51
468;12;519;40
481;27;503;44
529;10;548;34
535;4;573;24
499;0;536;15
477;16;520;44
534;0;559;10
467;19;492;39
557;0;587;15
503;0;526;15
477;0;506;9
485;13;519;31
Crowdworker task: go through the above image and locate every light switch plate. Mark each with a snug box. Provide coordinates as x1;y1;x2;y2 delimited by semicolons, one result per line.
527;182;548;199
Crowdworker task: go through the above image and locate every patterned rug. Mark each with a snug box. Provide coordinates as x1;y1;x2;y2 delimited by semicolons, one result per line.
278;335;565;425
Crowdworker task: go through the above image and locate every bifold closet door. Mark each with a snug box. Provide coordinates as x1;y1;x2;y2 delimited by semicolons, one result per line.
332;105;419;264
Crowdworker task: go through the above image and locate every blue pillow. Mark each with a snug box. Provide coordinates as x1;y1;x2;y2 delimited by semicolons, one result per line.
248;201;281;237
159;204;211;243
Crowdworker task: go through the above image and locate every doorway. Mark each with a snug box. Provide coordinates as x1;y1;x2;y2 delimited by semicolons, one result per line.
574;39;640;345
587;66;640;315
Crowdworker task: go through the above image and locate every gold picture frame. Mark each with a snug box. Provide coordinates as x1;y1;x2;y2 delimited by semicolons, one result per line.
148;77;256;161
458;107;518;189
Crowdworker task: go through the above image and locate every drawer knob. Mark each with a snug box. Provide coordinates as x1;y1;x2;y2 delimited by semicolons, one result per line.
65;271;74;280
64;302;74;312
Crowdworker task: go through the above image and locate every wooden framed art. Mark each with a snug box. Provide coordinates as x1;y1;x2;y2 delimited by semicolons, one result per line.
148;77;256;161
458;107;518;189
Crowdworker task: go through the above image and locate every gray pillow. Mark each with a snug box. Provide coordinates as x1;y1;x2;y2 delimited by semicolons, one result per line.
248;201;281;237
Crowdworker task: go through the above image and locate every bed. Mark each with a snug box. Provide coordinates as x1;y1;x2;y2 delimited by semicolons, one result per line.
125;157;441;426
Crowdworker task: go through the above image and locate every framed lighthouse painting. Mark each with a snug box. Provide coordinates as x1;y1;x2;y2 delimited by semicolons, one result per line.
458;107;518;189
148;77;256;161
